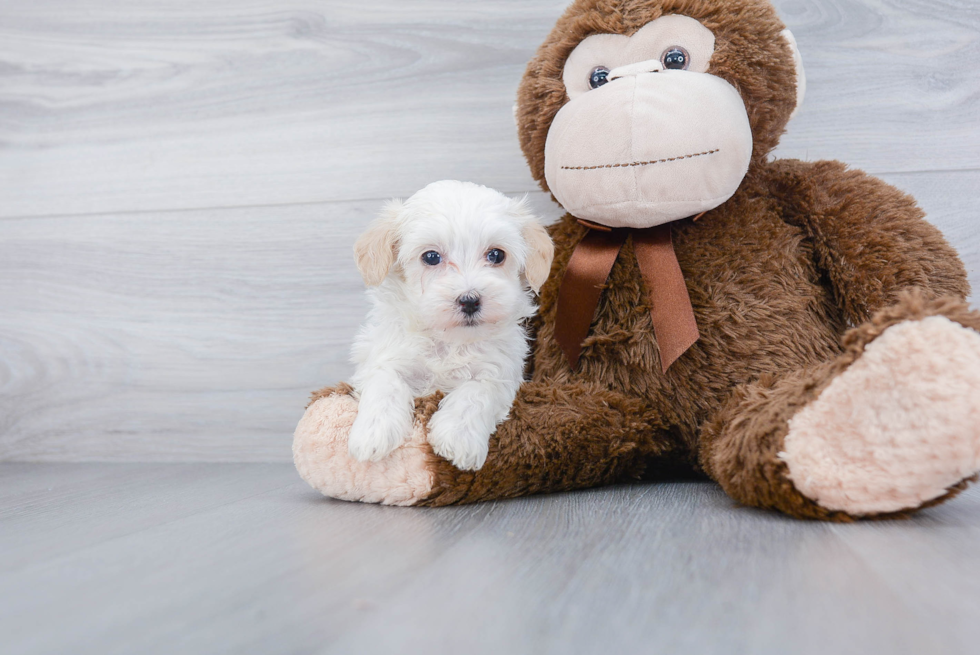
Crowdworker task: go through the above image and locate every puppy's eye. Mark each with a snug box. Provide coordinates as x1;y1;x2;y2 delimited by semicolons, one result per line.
421;251;442;266
486;249;506;265
589;66;610;89
661;47;690;70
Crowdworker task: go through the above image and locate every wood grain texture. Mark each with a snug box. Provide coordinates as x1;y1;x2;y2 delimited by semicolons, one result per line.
0;0;978;461
0;0;569;218
0;193;565;461
771;0;980;174
2;464;980;654
0;0;978;218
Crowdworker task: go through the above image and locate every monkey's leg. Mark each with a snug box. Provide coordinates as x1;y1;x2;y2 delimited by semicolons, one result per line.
699;292;980;520
294;381;671;506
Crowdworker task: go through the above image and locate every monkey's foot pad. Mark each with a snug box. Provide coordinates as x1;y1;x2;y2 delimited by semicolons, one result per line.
293;394;435;506
781;316;980;515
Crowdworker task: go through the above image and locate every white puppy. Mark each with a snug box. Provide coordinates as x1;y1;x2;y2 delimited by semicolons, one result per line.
347;180;554;470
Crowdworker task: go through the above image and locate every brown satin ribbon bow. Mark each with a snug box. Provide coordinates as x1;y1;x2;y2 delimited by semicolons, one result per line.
554;218;700;374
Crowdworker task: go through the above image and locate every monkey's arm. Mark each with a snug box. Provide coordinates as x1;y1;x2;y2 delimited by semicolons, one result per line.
293;380;674;506
769;159;969;326
419;381;677;505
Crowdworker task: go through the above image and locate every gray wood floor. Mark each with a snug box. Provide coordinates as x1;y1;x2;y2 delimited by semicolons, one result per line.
2;1;980;653
2;463;980;655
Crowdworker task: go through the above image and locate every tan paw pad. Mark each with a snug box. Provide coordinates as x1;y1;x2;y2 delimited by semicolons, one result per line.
781;317;980;514
292;395;435;506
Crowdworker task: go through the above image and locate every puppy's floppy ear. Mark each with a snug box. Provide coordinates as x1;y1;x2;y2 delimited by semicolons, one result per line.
515;199;554;293
523;220;554;293
354;200;402;286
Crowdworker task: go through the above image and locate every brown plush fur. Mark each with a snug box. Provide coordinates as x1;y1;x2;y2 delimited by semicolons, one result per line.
417;165;974;514
314;0;977;518
700;291;980;521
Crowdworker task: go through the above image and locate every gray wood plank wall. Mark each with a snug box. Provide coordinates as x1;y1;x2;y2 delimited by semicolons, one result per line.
1;0;978;462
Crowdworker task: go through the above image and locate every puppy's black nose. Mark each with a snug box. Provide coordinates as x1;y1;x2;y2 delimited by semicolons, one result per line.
457;294;481;316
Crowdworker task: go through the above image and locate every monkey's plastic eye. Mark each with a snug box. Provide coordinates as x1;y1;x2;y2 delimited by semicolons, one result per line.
486;249;506;265
421;251;442;266
661;47;690;70
589;66;610;89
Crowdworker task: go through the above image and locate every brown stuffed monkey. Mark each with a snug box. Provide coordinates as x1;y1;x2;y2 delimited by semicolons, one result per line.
293;0;980;520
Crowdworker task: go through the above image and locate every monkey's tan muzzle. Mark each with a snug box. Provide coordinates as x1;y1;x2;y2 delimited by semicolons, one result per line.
544;70;754;229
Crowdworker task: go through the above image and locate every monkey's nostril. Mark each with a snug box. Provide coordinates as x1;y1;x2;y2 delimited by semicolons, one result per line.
457;294;481;316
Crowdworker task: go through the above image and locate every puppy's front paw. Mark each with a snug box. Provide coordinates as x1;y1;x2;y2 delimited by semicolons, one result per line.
426;409;491;471
348;401;413;462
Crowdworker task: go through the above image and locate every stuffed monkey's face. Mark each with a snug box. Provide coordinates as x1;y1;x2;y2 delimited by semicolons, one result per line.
545;15;755;228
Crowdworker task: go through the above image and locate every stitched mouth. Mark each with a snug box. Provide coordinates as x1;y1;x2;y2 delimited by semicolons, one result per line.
561;148;719;171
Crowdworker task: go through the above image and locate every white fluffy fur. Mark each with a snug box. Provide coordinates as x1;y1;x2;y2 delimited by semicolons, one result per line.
347;180;554;470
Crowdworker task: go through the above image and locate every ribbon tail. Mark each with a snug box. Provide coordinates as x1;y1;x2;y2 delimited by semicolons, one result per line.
554;229;626;369
633;224;700;373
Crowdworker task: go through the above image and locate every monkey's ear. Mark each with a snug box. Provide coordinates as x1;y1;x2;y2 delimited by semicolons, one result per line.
522;219;555;294
354;200;402;286
781;29;807;120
